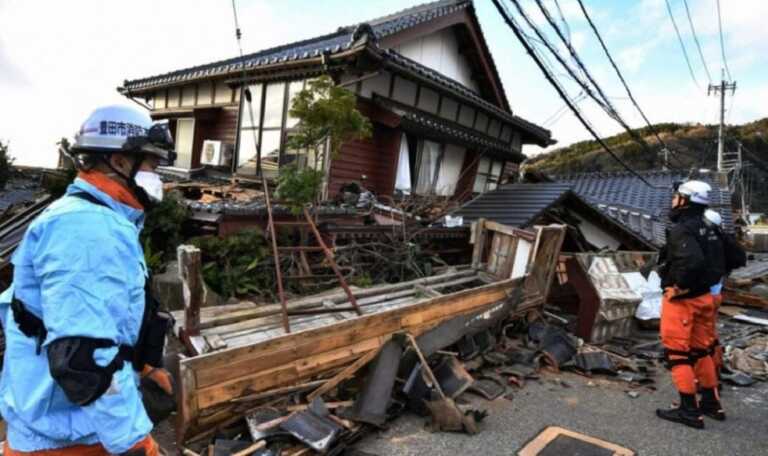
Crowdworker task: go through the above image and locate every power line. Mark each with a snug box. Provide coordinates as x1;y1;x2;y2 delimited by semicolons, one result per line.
491;0;656;188
682;0;712;83
534;0;684;170
577;0;684;168
715;0;733;81
664;0;701;89
553;0;571;45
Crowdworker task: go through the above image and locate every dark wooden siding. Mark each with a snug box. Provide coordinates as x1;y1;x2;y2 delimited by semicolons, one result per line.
190;107;239;168
328;124;401;197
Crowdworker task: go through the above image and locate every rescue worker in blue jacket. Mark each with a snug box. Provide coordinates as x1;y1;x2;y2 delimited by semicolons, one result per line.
0;105;176;455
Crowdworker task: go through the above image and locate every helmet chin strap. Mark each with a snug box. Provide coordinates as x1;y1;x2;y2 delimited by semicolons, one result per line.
101;154;155;210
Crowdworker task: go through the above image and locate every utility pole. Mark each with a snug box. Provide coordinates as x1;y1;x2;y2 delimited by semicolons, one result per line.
708;69;736;172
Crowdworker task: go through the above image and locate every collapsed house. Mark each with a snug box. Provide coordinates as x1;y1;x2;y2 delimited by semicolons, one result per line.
450;179;666;343
119;0;552;205
169;221;567;453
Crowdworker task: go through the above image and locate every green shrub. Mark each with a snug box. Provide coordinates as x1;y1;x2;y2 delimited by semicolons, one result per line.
191;229;273;298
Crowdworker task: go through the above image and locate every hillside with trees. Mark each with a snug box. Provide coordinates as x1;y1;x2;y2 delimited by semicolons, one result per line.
527;118;768;211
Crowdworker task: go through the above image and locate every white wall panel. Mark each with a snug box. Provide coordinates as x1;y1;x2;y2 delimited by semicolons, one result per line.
394;28;479;93
417;87;439;113
392;76;417;105
360;72;391;98
197;82;213;106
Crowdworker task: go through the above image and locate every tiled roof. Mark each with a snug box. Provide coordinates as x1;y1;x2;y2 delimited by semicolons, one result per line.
454;183;574;227
454;182;657;249
556;170;734;246
122;0;472;93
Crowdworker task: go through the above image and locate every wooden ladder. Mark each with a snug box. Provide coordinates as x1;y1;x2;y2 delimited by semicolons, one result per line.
260;177;362;333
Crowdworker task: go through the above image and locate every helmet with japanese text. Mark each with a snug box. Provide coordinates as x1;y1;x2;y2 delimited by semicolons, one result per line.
71;105;176;165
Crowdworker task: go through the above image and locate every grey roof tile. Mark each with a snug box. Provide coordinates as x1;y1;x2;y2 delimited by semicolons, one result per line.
556;170;735;246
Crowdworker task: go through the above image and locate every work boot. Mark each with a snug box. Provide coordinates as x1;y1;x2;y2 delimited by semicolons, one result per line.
656;393;704;429
699;387;726;421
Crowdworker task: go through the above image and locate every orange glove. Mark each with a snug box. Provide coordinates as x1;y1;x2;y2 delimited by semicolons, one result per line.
141;365;174;396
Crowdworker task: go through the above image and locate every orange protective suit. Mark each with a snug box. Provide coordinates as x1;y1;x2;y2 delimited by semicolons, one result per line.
660;292;719;394
3;436;159;456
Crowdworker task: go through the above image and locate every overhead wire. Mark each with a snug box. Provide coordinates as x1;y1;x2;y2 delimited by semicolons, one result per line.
663;0;701;89
682;0;712;83
491;0;657;188
532;0;684;170
576;0;687;169
715;0;733;81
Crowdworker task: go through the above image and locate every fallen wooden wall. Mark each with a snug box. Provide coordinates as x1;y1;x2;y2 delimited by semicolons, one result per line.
177;276;524;440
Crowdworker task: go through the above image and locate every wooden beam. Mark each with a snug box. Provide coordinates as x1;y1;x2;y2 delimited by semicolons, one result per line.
178;245;203;336
306;342;387;402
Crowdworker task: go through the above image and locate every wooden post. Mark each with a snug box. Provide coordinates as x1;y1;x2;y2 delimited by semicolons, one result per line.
178;245;203;336
471;218;487;269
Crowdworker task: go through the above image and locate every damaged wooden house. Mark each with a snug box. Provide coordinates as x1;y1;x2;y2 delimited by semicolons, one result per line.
119;0;553;208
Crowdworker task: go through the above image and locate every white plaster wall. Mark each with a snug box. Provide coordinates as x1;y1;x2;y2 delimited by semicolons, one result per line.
573;212;622;250
393;28;479;93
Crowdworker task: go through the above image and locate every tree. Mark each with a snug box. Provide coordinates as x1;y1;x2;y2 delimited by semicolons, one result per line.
0;140;14;190
277;75;372;213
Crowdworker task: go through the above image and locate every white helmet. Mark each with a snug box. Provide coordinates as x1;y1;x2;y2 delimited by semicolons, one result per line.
71;105;176;165
704;209;722;226
676;180;711;206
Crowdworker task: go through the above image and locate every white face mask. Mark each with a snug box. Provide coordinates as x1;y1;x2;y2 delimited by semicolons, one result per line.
134;171;164;202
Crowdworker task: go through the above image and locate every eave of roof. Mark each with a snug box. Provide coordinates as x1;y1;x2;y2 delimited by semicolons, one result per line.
382;50;552;146
374;95;525;161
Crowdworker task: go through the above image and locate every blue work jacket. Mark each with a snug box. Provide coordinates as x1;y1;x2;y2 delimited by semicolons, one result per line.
0;178;152;453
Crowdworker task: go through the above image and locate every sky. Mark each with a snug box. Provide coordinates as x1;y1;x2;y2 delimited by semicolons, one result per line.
1;0;766;168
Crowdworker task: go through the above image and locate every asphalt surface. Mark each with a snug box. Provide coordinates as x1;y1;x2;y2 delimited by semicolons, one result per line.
358;371;768;456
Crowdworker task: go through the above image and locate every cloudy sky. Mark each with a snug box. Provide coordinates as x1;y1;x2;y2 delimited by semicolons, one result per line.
1;0;765;168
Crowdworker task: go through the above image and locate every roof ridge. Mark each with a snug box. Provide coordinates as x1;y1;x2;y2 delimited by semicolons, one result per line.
124;0;471;88
124;29;350;86
361;0;469;27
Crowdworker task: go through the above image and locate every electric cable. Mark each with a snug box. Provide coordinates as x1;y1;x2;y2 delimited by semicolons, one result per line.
663;0;701;89
491;0;657;188
716;0;733;81
682;0;712;83
531;0;684;169
576;0;686;168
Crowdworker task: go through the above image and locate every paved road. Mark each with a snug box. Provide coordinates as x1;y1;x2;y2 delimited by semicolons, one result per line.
359;371;768;456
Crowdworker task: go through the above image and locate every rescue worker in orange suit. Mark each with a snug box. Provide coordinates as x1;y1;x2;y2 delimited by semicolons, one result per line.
0;105;176;455
656;180;725;429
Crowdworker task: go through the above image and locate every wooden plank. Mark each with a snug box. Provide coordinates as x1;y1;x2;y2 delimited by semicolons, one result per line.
176;354;198;445
180;276;524;438
306;341;387;402
471;218;486;268
195;336;385;409
188;278;516;382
